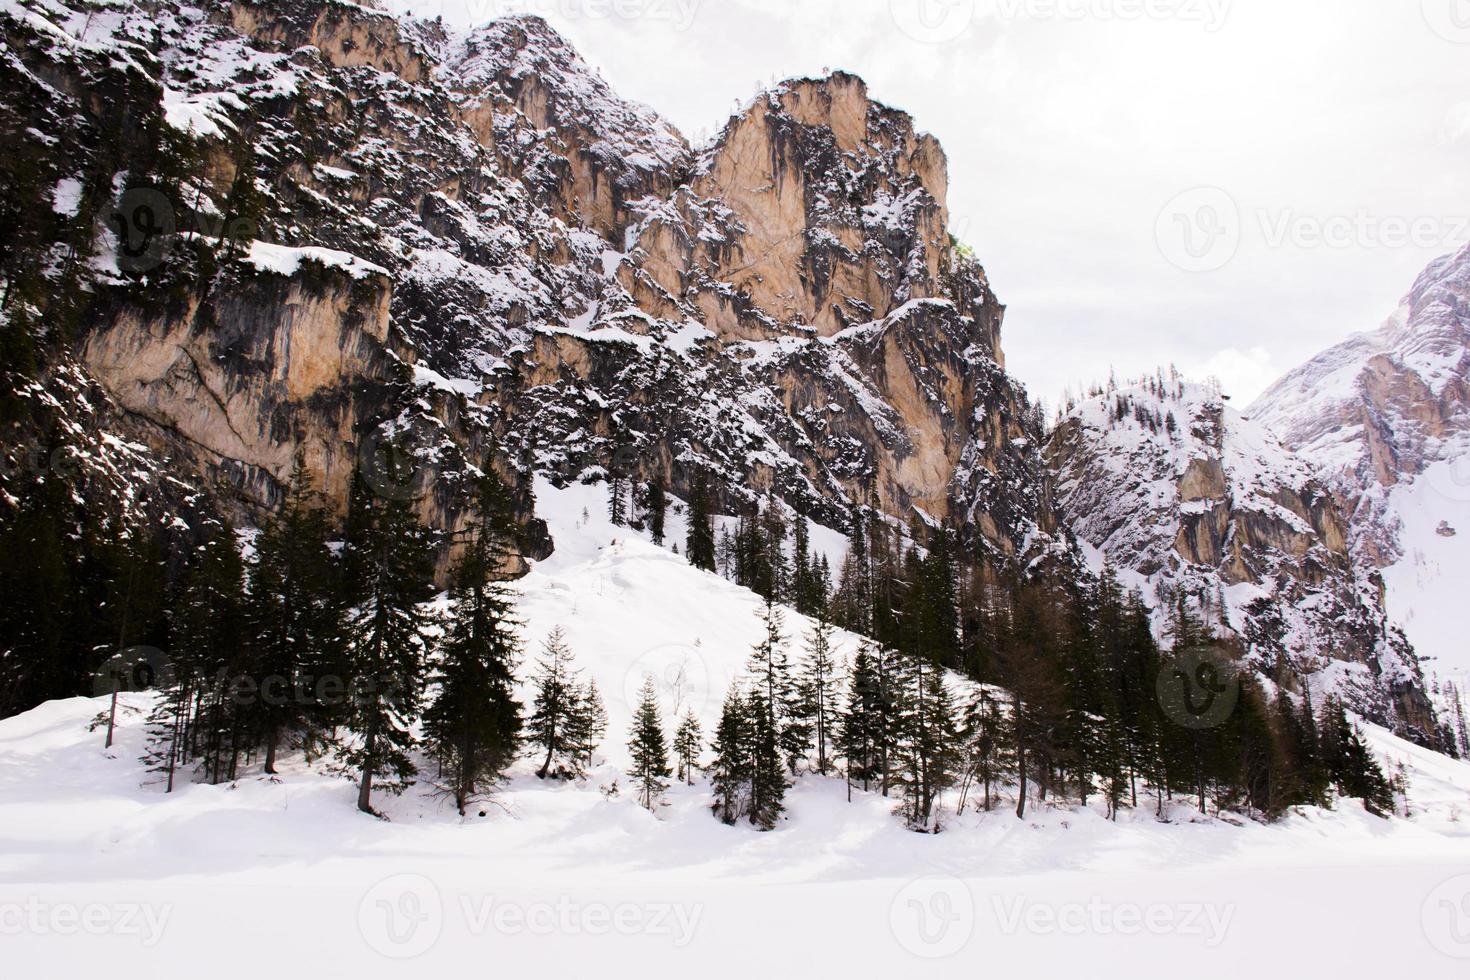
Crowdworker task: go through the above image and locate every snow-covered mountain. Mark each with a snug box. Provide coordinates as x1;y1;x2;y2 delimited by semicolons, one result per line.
5;478;1470;978
1046;375;1432;734
0;0;1049;575
0;0;1440;735
1251;245;1470;683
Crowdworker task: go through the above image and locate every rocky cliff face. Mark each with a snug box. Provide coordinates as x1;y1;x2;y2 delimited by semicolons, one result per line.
0;0;1048;576
1249;245;1470;704
1047;377;1434;736
1250;243;1470;566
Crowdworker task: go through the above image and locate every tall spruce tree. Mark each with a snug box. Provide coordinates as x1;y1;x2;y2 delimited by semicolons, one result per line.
245;458;342;775
339;464;437;816
959;688;1014;814
644;474;667;546
685;470;716;572
709;685;753;824
674;708;703;785
144;521;247;790
893;654;961;831
796;612;841;775
747;688;788;830
424;475;525;815
627;676;672;811
563;679;608;774
527;626;583;779
839;642;884;792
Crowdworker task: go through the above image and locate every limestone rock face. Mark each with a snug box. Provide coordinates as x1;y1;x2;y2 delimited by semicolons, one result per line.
1046;378;1432;735
634;73;958;343
0;0;1045;577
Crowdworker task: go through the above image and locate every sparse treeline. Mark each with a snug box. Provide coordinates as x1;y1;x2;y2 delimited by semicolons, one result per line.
690;498;1401;829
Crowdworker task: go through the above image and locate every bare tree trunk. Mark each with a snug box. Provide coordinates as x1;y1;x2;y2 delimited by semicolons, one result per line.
1015;741;1028;819
357;721;378;815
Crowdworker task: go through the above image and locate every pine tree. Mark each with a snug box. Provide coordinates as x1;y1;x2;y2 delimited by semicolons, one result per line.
563;679;608;775
645;474;667;546
244;458;343;775
893;653;961;831
747;689;788;830
424;476;524;815
838;642;884;792
1318;698;1395;816
674;709;703;785
796;612;841;775
627;676;671;811
608;474;628;527
747;594;804;773
527;626;584;779
144;521;247;790
709;685;753;824
685;470;716;572
959;688;1014;813
339;468;438;816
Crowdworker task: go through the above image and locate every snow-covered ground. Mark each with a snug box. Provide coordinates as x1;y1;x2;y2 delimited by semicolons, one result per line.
1381;458;1470;690
4;479;1470;976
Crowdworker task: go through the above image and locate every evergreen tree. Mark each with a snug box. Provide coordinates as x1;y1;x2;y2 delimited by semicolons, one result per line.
244;458;342;774
424;475;524;815
747;594;804;772
645;473;667;546
608;474;628;527
144;521;247;790
685;470;717;572
339;467;438;816
796;612;841;775
1318;698;1395;816
893;653;961;831
674;709;703;785
527;626;586;779
959;688;1014;813
709;685;753;824
627;675;672;811
747;688;788;830
838;642;883;792
563;679;608;775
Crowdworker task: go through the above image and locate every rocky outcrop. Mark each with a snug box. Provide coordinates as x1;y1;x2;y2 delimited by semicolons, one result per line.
0;0;1047;577
1046;377;1433;736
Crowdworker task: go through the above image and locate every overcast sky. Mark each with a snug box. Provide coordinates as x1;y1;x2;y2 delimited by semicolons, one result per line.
395;0;1470;411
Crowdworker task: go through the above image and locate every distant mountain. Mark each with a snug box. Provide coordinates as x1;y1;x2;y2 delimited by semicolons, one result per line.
1046;376;1433;735
1250;244;1470;687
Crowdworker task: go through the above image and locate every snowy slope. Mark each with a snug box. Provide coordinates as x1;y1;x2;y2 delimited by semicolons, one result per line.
5;479;1470;976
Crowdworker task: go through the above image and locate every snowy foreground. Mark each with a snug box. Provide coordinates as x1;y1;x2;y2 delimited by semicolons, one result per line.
4;481;1470;977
